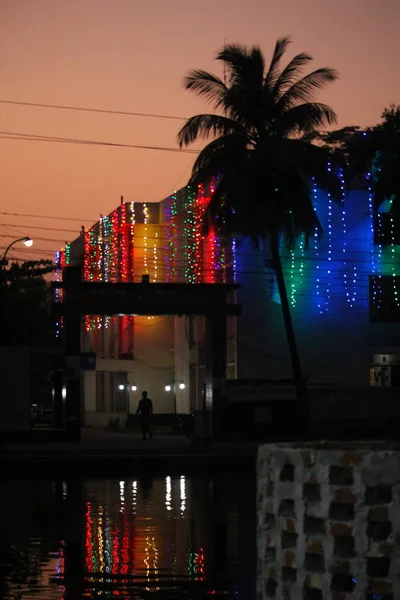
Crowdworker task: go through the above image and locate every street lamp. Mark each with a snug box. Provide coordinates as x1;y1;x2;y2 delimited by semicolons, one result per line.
164;381;185;415
3;236;33;260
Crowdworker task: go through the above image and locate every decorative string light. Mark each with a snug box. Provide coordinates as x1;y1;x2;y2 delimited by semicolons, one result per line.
65;243;71;266
289;241;296;307
367;171;375;310
97;218;103;281
103;215;111;282
339;168;351;307
390;208;399;306
232;237;237;283
298;234;304;292
326;162;333;312
143;203;149;275
195;184;205;283
164;193;176;282
110;209;119;283
121;202;129;282
312;177;321;313
153;231;159;281
183;186;196;283
376;212;383;308
130;202;135;281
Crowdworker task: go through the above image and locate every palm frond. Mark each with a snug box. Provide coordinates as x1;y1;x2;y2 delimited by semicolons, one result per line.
216;43;251;84
264;36;291;92
272;52;313;98
177;114;242;147
277;102;337;136
275;67;338;112
183;70;228;110
187;133;249;186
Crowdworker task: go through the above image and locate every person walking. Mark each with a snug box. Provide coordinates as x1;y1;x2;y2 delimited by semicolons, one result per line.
136;391;153;441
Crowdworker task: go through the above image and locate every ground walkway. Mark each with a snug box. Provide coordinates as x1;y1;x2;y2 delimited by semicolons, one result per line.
1;427;258;475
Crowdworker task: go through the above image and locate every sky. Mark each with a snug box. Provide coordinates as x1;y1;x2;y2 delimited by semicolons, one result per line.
1;0;399;260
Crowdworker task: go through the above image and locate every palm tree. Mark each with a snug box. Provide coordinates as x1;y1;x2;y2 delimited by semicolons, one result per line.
177;36;340;390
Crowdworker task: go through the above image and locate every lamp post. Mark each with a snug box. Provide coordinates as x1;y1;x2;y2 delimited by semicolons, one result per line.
2;236;33;261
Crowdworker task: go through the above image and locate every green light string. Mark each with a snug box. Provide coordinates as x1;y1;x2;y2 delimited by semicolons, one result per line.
183;186;196;283
289;247;296;307
65;243;71;265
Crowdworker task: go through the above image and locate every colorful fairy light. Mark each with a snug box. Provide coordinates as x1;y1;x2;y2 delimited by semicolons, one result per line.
368;171;375;310
339;168;350;307
121;202;129;282
312;177;322;313
143;203;149;275
195;184;205;283
97;217;103;281
183;186;197;283
325;162;333;312
130;202;135;281
110;209;119;283
376;212;383;308
289;242;296;307
65;243;71;266
103;215;111;282
232;237;237;282
153;232;159;280
163;194;175;282
390;210;399;306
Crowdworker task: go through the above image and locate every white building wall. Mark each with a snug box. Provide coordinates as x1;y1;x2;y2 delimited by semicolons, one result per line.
174;316;191;414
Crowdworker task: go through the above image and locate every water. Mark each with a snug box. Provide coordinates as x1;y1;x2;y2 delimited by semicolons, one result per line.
1;472;256;599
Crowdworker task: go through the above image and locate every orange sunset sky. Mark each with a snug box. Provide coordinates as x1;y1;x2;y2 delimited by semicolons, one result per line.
1;0;399;262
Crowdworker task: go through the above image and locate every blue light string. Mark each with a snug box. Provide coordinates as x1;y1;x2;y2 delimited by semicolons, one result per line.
326;163;333;312
312;177;321;313
368;171;375;310
339;168;351;307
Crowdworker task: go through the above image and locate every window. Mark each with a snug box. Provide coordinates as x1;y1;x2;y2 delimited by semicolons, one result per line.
369;275;400;322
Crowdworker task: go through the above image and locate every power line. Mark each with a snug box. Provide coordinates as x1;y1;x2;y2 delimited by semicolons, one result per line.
0;211;95;223
0;222;80;234
0;99;187;121
0;131;199;155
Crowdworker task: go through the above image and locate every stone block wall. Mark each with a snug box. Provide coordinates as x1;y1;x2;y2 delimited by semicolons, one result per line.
257;444;400;600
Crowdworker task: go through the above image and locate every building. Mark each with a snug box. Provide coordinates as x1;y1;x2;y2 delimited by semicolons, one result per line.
57;175;400;426
57;185;237;427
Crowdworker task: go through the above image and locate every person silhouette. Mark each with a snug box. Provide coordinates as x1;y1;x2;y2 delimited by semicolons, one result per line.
136;391;153;441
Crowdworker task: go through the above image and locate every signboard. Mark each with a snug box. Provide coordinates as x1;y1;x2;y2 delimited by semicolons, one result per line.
227;380;296;403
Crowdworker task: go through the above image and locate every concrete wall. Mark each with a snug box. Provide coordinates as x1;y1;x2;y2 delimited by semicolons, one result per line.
257;443;400;600
235;190;400;385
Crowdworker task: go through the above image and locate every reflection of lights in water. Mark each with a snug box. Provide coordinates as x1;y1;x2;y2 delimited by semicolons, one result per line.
132;480;137;513
119;480;125;513
62;481;67;499
55;548;66;595
97;506;105;576
165;476;172;511
144;532;160;591
180;475;186;512
104;520;112;573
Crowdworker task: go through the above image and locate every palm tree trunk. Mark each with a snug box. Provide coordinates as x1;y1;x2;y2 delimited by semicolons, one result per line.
270;234;304;389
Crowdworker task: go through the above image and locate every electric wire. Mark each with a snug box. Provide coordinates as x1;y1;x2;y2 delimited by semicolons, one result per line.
0;99;186;121
0;131;199;154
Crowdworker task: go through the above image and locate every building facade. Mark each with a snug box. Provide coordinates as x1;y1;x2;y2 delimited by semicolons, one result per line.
57;175;400;426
